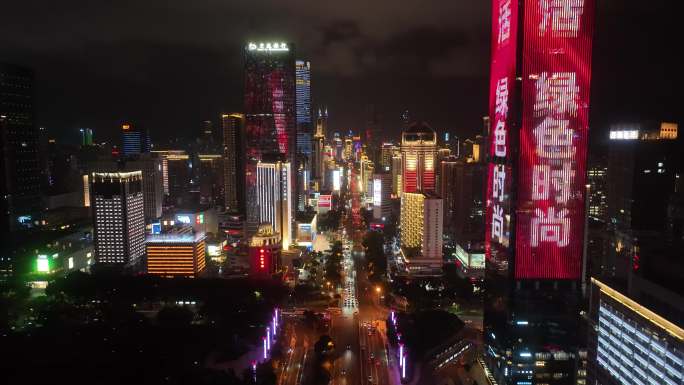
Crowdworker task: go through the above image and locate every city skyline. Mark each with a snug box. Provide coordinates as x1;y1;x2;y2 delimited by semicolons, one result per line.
0;1;679;144
1;2;682;385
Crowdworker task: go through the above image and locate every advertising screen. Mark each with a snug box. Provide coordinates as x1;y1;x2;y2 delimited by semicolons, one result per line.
373;178;382;206
484;0;519;273
332;170;341;191
318;194;332;208
514;0;595;279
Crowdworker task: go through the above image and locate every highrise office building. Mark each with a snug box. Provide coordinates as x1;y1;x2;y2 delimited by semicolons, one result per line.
400;122;437;194
312;110;326;190
222;113;245;212
295;60;312;210
121;123;150;156
256;157;293;250
80;128;93;146
244;42;296;235
165;151;190;205
295;60;312;158
598;123;681;289
198;154;224;205
90;172;145;266
399;192;443;275
391;155;402;198
483;1;596;384
399;122;441;275
124;154;164;220
440;156;460;229
372;172;392;221
587;277;684;385
0;64;41;233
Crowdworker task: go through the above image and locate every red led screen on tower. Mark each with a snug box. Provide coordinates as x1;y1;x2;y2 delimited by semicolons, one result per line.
515;0;594;279
485;0;519;271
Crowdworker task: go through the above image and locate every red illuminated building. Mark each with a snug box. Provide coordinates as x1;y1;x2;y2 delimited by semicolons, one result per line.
400;122;437;194
483;1;595;384
244;42;296;235
248;223;282;277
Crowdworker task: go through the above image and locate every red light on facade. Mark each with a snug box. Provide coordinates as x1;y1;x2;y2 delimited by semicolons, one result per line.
485;0;594;280
513;0;595;280
633;254;640;271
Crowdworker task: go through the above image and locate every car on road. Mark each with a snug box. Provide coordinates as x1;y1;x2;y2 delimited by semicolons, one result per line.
368;375;373;383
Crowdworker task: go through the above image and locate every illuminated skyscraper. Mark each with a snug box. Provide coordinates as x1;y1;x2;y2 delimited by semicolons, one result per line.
483;1;596;384
295;60;312;209
222;113;245;212
123;154;164;220
121;122;150;156
0;64;41;233
399;192;443;275
398;123;442;276
244;42;296;234
90;172;145;266
256;157;293;250
295;60;312;157
400;122;436;194
312;108;327;189
372;172;392;220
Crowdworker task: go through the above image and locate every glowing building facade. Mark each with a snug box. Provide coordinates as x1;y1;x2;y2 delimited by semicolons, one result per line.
222;113;245;212
400;192;443;275
483;1;596;384
400;122;436;194
588;278;684;385
249;224;282;276
244;42;296;235
256;158;293;250
90;172;145;266
146;231;206;278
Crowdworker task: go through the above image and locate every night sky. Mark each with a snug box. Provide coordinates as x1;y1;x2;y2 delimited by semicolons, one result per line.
0;0;679;145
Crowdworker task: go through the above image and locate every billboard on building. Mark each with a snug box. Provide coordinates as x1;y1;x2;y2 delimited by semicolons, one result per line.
484;0;519;273
514;0;595;279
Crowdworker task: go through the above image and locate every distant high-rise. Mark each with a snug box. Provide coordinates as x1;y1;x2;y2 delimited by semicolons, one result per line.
295;60;313;209
222;113;245;212
244;41;296;235
90;172;145;266
312;109;327;190
121;123;150;156
440;156;460;229
391;155;402;197
401;122;437;194
198;154;224;206
152;150;190;205
372;172;392;220
295;60;312;157
0;63;41;233
380;143;398;171
123;154;164;220
256;157;293;250
80;128;93;146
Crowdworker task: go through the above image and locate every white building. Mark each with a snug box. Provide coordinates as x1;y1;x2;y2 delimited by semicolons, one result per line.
90;171;146;266
257;159;293;250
